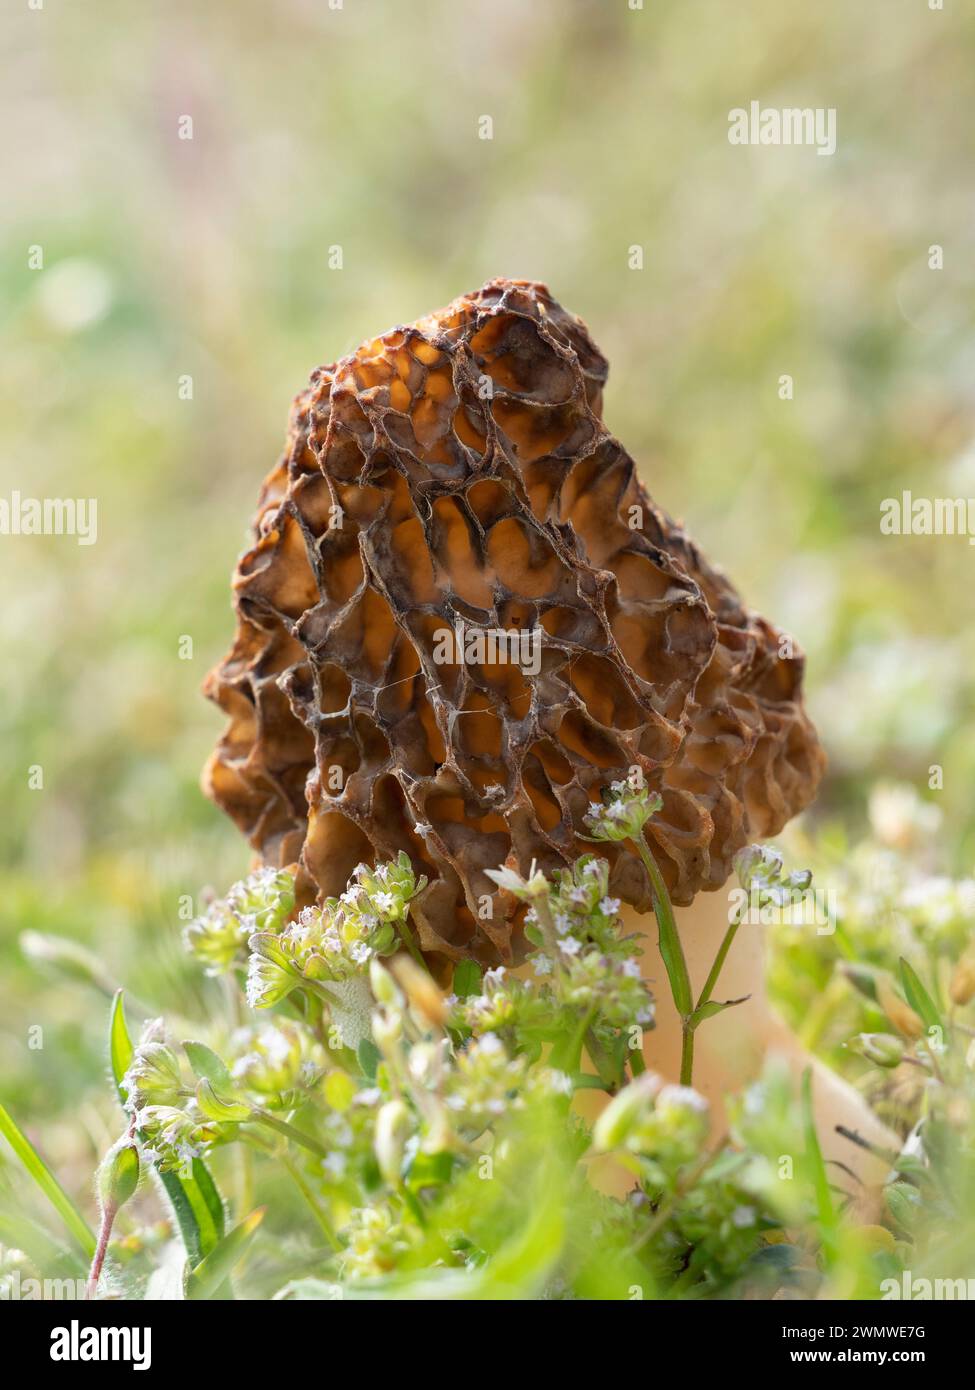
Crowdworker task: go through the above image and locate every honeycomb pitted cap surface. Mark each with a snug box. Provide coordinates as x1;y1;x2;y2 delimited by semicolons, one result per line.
203;279;825;970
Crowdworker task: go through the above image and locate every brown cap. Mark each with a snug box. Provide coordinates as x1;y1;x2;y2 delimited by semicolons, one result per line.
203;279;825;970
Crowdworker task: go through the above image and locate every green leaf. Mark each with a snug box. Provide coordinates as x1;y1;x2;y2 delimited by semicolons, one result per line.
689;995;749;1028
801;1068;838;1268
697;1150;749;1184
274;1277;342;1300
898;958;943;1035
183;1040;235;1093
109;988;135;1105
634;837;693;1016
357;1037;381;1082
196;1079;251;1123
0;1103;95;1259
453;959;482;999
405;1148;454;1191
156;1161;226;1267
108;992;225;1264
570;1072;607;1091
186;1207;265;1300
0;1211;85;1277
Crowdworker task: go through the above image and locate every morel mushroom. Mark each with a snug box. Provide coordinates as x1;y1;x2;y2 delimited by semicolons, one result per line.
203;279;825;974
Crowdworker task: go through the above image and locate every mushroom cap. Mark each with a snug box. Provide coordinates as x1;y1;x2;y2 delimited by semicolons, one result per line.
203;279;825;969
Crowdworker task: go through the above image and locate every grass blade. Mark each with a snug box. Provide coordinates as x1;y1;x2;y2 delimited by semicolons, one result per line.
800;1068;838;1268
186;1207;265;1300
0;1103;95;1259
899;958;943;1036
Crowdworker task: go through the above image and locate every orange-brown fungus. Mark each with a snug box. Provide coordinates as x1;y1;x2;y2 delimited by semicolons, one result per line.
203;279;825;971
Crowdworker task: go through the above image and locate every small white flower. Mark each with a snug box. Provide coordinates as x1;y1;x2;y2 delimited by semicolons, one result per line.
414;821;433;837
658;1084;709;1114
532;955;553;976
732;1205;756;1229
599;897;620;916
621;959;641;979
323;1151;347;1179
559;936;582;957
373;891;396;915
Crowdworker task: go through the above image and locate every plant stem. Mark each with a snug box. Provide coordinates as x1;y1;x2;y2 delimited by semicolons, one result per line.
695;905;744;1013
628;1143;721;1256
679;1026;694;1087
86;1200;118;1299
282;1155;340;1251
585;1026;620;1093
631;834;695;1084
254;1111;331;1160
631;836;693;1016
532;890;562;958
396;912;428;971
555;1005;597;1077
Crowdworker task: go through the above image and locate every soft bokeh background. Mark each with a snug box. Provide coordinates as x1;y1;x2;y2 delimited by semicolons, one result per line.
2;0;973;1217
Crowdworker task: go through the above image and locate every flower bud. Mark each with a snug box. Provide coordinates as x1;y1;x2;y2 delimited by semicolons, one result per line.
877;977;924;1040
97;1138;140;1211
592;1072;662;1151
583;786;663;844
122;1038;182;1110
183;902;249;977
848;1033;904;1068
245;948;299;1010
950;957;975;1007
390;956;448;1029
838;962;881;1002
369;958;404;1010
371;1008;403;1055
374;1099;411;1185
733;843;784;890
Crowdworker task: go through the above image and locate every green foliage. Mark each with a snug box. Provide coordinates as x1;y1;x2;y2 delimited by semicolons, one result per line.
2;0;974;1299
0;1104;95;1259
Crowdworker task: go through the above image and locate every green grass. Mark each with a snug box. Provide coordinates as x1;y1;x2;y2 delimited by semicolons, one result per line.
1;0;974;1298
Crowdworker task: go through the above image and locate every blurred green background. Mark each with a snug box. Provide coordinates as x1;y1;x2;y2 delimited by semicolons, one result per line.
1;0;973;1210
